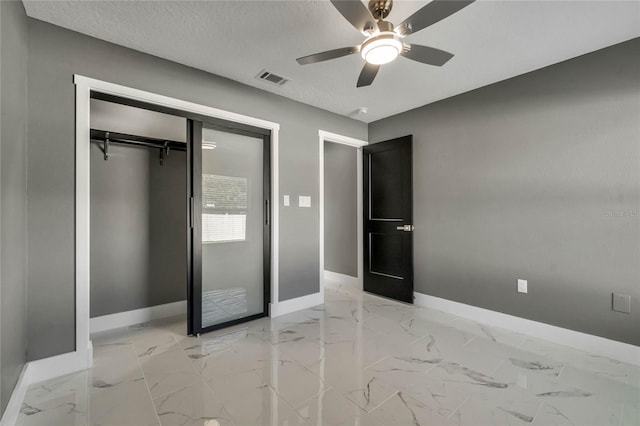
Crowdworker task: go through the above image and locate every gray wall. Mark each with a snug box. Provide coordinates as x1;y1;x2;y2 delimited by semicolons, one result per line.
324;142;358;277
90;100;187;318
0;0;29;414
26;18;366;360
369;38;640;346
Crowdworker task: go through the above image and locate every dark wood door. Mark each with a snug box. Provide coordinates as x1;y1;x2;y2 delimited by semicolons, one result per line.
363;136;413;303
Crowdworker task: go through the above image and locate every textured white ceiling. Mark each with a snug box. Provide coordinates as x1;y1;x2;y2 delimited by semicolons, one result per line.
23;0;640;123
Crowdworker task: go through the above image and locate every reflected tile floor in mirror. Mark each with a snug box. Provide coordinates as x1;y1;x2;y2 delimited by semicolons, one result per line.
16;280;640;425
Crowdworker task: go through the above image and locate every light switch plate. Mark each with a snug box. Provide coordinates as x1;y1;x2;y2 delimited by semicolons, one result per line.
517;279;528;294
283;195;290;206
299;196;311;208
612;293;631;313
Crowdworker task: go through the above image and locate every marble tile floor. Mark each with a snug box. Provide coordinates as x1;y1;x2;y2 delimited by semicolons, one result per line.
16;281;639;426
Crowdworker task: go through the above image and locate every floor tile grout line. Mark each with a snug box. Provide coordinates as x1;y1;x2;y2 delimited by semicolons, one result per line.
424;361;441;376
490;358;507;377
131;344;163;426
134;334;178;360
461;334;477;347
141;347;203;403
516;334;529;350
556;362;568;380
364;390;400;415
532;400;550;425
290;383;335;412
364;354;393;371
198;366;241;425
618;401;624;426
263;382;312;424
271;344;334;409
529;399;545;425
150;380;195;401
446;395;471;421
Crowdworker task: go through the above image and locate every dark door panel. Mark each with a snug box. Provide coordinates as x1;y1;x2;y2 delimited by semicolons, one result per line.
370;233;404;278
363;136;413;303
370;148;404;220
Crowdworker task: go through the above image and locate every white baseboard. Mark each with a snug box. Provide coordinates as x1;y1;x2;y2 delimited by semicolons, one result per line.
414;292;640;366
1;364;29;426
90;300;187;334
324;270;359;287
27;350;90;384
0;343;93;426
270;292;324;318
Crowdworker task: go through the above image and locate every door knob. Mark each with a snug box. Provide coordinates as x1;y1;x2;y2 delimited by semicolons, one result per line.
396;225;413;232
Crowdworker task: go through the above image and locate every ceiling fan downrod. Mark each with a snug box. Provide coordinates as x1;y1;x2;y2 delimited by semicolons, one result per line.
368;0;393;21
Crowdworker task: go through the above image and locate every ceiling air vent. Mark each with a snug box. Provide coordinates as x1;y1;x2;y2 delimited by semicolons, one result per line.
256;70;289;87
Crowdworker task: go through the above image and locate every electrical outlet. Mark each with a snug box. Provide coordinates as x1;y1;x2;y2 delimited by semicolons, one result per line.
612;293;631;313
517;279;528;294
283;195;290;206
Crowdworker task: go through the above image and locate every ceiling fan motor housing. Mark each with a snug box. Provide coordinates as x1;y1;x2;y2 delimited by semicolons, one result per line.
368;0;393;20
376;20;395;33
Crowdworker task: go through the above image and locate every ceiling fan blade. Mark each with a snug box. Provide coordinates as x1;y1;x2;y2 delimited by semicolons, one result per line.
357;63;380;87
397;0;475;36
401;44;454;66
296;46;360;65
330;0;376;33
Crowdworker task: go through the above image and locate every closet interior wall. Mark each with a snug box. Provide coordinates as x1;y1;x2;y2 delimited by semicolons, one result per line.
324;142;358;278
89;99;187;318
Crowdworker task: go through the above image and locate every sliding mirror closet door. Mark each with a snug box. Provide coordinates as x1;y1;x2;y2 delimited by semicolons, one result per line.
191;121;270;334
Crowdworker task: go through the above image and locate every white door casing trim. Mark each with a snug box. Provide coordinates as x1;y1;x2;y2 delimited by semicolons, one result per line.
73;74;280;373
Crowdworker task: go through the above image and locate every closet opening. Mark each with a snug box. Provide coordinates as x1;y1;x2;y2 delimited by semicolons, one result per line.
318;131;367;299
88;92;272;339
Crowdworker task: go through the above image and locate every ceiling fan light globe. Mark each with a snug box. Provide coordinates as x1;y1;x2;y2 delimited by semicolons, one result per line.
364;44;400;65
360;33;402;65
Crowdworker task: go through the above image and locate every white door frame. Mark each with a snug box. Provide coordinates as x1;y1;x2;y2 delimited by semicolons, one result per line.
72;75;280;374
319;130;368;296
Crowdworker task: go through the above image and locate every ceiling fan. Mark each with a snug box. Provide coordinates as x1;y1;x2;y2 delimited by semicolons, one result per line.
296;0;475;87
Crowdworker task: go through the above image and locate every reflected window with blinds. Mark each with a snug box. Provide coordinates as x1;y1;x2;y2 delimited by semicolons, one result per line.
202;174;248;243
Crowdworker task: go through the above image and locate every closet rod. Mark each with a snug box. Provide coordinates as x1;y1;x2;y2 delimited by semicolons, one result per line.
90;129;187;152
